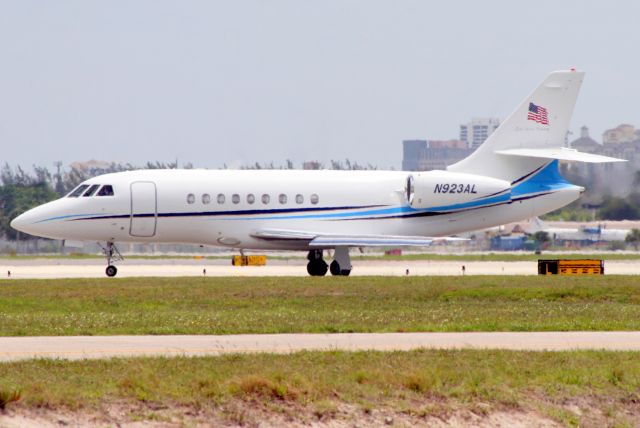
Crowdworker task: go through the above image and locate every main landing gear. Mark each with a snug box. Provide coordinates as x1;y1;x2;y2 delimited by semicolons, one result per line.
100;241;123;277
307;249;328;276
329;246;352;276
306;247;352;277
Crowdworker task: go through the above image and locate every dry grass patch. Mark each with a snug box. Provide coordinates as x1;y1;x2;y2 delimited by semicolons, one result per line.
1;349;639;425
231;375;299;402
0;389;21;411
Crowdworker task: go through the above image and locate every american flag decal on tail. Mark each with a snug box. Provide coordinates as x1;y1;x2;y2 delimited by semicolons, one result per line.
527;102;549;125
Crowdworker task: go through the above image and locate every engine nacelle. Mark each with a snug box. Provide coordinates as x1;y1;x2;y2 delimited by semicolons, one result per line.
407;170;511;209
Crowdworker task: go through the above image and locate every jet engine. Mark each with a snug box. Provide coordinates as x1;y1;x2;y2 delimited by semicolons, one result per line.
406;170;511;209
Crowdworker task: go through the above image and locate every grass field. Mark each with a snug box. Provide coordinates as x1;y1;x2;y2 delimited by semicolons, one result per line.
2;276;640;335
1;350;639;426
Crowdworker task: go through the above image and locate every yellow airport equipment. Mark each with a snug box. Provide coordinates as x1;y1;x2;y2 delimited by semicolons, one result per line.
232;255;267;266
538;259;604;275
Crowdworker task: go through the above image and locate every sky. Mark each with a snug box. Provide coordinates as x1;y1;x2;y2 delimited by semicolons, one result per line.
1;1;639;170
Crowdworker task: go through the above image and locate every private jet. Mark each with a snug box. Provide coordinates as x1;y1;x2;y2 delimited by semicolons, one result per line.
11;70;625;276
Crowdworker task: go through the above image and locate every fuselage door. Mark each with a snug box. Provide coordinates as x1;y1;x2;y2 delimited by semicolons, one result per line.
130;181;157;237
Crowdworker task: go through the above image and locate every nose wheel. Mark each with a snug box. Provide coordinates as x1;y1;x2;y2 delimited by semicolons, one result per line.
106;265;118;277
99;242;123;277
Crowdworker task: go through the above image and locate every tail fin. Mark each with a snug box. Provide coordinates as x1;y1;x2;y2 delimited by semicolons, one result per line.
448;70;584;182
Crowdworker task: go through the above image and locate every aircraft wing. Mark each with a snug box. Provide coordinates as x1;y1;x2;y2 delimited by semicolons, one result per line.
495;147;626;163
250;228;464;247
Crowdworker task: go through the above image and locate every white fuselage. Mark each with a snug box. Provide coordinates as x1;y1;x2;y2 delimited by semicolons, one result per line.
11;167;582;250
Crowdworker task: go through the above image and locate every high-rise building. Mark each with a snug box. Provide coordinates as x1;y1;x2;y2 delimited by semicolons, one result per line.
402;139;473;171
459;118;500;149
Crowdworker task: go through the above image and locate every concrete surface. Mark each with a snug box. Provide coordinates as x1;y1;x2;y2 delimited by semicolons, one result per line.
2;259;640;278
2;332;640;361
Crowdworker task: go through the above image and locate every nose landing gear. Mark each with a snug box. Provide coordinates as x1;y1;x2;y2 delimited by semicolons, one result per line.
99;242;123;277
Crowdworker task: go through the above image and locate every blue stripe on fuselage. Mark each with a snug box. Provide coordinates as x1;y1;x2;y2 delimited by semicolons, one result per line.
511;160;575;197
35;213;113;223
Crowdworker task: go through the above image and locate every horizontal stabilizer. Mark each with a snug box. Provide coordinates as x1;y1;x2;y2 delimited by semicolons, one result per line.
251;228;465;248
495;147;626;163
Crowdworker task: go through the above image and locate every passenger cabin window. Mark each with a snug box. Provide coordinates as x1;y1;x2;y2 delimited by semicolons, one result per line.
68;184;90;198
83;184;100;197
279;194;287;204
217;193;225;204
295;194;303;204
232;194;240;204
96;185;114;196
202;193;211;204
310;194;319;205
187;193;195;204
247;194;255;204
261;194;270;204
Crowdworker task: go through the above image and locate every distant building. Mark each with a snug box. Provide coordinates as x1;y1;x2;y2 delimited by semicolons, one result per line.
570;126;600;153
460;118;500;149
571;124;640;163
490;235;528;251
602;124;639;144
569;124;640;195
402;139;473;171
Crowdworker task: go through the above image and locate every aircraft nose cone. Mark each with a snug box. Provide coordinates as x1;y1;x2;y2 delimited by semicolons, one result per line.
10;213;27;232
10;207;44;236
9;201;71;239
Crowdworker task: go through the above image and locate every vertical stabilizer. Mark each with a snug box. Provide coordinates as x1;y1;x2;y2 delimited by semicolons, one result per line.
448;70;584;182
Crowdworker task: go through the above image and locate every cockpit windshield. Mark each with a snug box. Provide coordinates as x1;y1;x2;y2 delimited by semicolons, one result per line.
97;185;114;196
67;184;90;198
67;184;115;198
83;184;100;197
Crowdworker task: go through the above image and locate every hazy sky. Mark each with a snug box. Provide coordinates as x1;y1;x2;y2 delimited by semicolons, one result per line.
1;1;638;170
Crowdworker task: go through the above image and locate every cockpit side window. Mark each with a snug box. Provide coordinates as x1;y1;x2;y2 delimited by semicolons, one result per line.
68;184;90;197
83;184;100;197
97;185;114;196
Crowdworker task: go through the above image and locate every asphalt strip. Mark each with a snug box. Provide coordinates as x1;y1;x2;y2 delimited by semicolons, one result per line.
2;332;640;361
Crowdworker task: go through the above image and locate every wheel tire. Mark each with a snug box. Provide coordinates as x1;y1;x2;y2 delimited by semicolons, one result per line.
330;260;341;276
106;265;118;277
316;261;328;276
307;260;328;276
330;260;351;276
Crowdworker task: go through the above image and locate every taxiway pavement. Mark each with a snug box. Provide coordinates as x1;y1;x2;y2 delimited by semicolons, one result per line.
2;259;640;278
2;332;640;361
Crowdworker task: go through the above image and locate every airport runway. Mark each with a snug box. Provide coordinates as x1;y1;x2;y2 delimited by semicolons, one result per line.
3;258;640;278
2;332;640;361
